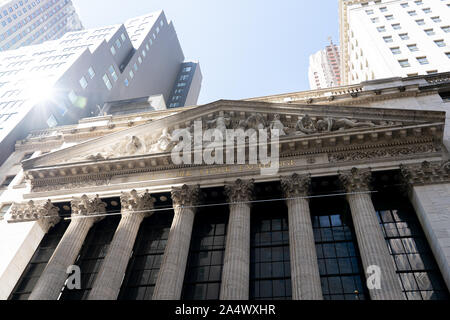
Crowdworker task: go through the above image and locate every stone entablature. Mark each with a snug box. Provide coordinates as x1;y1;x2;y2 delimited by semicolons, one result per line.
400;160;450;186
15;100;445;194
8;199;60;229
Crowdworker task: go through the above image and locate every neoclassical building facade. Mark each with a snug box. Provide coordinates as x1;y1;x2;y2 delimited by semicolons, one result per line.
0;85;450;300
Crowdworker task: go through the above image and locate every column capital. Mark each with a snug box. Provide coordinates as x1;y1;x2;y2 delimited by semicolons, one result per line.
400;160;450;187
8;199;60;232
171;184;201;208
225;179;254;203
281;173;311;198
71;194;107;221
120;189;155;219
339;167;372;193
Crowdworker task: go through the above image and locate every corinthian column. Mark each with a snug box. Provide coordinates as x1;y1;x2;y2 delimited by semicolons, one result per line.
88;190;155;300
9;199;61;233
29;195;106;300
280;174;322;300
220;179;254;300
339;168;404;300
153;184;200;300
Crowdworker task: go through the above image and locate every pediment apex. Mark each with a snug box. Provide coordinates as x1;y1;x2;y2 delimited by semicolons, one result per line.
24;99;445;170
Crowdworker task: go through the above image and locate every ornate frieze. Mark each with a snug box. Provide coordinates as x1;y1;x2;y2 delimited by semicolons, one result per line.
225;179;255;203
8;199;60;231
400;160;450;186
280;173;311;198
328;143;439;163
71;195;107;220
171;184;201;208
120;189;155;218
339;167;372;193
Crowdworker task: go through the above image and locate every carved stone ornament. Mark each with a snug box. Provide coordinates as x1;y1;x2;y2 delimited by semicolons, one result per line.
338;167;372;193
71;194;107;220
400;160;450;186
8;199;60;231
225;179;255;203
120;189;155;218
171;184;201;208
280;173;311;198
295;114;376;135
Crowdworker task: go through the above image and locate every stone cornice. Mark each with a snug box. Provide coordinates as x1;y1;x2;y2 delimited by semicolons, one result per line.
400;160;450;186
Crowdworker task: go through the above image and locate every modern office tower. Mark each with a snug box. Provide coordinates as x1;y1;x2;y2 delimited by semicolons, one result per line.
0;0;83;51
308;38;342;89
0;73;449;300
0;10;202;165
339;0;450;85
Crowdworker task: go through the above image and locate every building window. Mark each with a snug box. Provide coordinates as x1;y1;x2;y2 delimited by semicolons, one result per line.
118;205;173;300
424;29;435;35
179;75;189;81
1;175;14;188
102;74;112;90
169;102;180;108
22;153;33;161
383;36;393;42
183;66;192;73
79;76;88;89
399;33;409;40
398;59;410;67
138;56;142;64
371;177;449;300
431;16;441;23
408;10;417;16
124;78;129;87
416;56;429;64
416;19;425;25
442;26;450;33
377;26;386;32
8;204;71;300
177;82;186;87
426;70;438;74
68;90;78;104
371;17;379;23
109;66;118;82
379;7;387;12
115;39;121;49
110;45;116;55
385;15;394;20
134;63;138;71
311;195;367;300
392;23;401;30
400;3;409;8
129;70;134;79
407;44;419;52
88;67;95;79
422;8;431;13
121;33;126;42
434;40;446;47
60;204;121;300
390;47;401;54
366;9;374;15
446;52;450;59
414;0;423;5
142;50;146;58
182;190;228;300
0;204;11;220
250;184;291;300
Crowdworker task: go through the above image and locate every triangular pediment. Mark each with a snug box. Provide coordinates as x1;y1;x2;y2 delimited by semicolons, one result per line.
23;99;445;172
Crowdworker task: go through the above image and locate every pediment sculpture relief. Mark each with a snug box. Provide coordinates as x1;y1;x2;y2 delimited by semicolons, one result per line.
68;112;387;163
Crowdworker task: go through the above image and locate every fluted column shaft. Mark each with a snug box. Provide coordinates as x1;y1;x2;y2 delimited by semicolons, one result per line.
220;202;251;299
29;195;106;300
220;179;254;300
88;190;155;300
282;174;322;300
153;185;200;300
29;217;95;300
340;168;404;300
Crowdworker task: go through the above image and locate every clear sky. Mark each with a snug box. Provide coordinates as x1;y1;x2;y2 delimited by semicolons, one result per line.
72;0;340;105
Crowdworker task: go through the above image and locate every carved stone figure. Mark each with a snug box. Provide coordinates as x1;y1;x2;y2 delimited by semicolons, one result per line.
244;113;266;131
125;135;144;154
152;128;173;152
207;114;231;136
317;117;376;132
295;114;317;135
270;114;287;136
